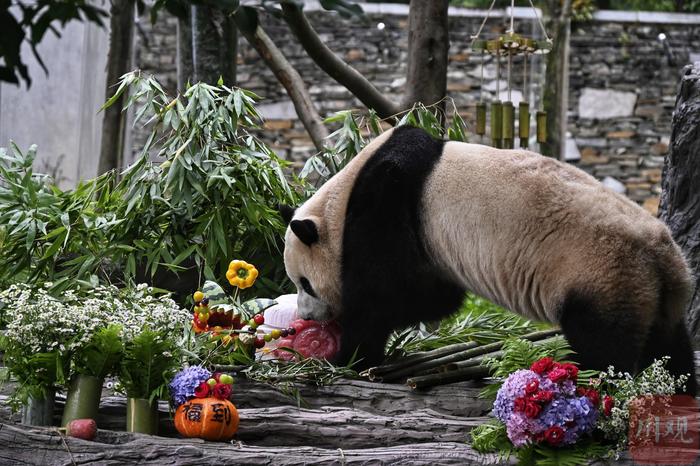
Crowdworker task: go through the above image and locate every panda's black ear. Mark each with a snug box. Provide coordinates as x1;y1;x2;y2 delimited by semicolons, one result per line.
290;219;319;246
278;204;296;225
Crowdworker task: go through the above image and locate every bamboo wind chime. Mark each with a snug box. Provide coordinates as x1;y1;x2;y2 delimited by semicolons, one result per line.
471;0;552;149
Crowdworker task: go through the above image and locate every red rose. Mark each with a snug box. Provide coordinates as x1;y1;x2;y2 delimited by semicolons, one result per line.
514;396;527;413
524;379;540;395
531;390;554;403
194;381;210;398
560;363;579;381
603;395;615;416
576;387;587;396
534;432;546;443
531;357;555;375
548;368;569;383
524;399;542;418
213;382;232;400
586;388;601;407
544;426;565;446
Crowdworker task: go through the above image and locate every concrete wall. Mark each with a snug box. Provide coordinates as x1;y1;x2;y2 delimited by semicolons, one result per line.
0;16;109;187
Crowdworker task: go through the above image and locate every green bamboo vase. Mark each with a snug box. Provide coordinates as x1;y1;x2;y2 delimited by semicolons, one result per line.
126;398;159;435
21;390;56;426
61;374;103;427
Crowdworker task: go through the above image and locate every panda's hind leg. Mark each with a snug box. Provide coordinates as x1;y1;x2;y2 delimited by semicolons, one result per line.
558;291;648;375
639;318;697;396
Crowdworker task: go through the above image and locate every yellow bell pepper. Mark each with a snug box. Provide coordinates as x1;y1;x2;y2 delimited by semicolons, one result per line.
226;260;258;289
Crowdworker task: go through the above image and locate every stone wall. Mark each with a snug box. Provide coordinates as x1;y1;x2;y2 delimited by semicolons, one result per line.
568;18;700;213
132;3;700;214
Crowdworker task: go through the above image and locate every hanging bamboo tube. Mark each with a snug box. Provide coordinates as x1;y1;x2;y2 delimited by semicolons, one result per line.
536;110;547;143
519;102;530;148
491;101;503;148
476;103;487;137
502;101;514;149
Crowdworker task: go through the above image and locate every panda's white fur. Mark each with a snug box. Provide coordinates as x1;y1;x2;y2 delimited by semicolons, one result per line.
283;126;695;391
283;129;396;321
424;142;690;323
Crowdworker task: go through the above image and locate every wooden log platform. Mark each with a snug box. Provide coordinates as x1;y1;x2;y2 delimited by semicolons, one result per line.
2;355;698;465
0;379;499;465
0;422;501;465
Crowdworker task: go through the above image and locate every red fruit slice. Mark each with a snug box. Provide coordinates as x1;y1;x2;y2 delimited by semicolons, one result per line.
272;319;341;361
293;325;339;360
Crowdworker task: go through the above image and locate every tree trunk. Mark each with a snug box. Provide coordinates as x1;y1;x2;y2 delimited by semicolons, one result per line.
98;0;134;175
235;11;329;152
0;423;500;465
176;14;193;92
541;0;571;159
402;0;449;114
659;63;700;343
177;5;237;88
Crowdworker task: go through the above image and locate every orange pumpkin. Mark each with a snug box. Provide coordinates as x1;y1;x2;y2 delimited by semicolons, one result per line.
174;397;239;441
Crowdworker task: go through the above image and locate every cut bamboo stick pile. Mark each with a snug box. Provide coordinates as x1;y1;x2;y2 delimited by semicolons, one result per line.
363;329;561;389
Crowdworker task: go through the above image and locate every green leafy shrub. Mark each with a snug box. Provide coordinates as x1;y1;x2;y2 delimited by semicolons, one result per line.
0;72;305;297
302;101;468;186
107;72;303;294
119;329;180;402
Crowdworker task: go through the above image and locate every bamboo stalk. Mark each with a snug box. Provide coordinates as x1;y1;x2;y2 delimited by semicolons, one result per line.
378;329;560;382
365;341;480;380
445;335;565;371
407;366;491;390
443;351;502;372
212;365;248;373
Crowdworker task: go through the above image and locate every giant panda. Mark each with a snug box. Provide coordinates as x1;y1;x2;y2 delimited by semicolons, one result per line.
281;125;696;394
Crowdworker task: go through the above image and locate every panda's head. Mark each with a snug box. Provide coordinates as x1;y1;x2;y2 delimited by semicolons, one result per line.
281;205;342;322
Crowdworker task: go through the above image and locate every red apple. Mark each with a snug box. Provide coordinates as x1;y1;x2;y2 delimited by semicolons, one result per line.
66;418;97;441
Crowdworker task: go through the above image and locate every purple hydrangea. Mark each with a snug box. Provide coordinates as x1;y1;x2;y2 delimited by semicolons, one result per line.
493;363;599;447
540;395;598;445
169;366;212;407
494;369;539;422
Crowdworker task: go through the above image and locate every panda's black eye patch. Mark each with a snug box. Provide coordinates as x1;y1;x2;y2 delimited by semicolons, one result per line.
299;277;317;298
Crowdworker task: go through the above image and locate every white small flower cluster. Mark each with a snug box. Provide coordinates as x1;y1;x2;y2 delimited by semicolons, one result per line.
0;283;191;355
596;357;688;449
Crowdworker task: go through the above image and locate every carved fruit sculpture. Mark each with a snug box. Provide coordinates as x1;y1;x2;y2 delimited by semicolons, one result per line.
174;397;239;441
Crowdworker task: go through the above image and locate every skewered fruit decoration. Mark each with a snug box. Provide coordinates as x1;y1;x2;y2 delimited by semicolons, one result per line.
191;291;242;334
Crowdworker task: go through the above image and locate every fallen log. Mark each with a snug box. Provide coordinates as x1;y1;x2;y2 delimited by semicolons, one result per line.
0;377;492;425
233;378;491;416
0;396;489;448
0;422;504;466
236;406;485;448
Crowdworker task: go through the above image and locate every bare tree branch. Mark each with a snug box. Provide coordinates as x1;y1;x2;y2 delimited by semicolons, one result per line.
234;11;329;152
402;0;449;113
280;2;401;119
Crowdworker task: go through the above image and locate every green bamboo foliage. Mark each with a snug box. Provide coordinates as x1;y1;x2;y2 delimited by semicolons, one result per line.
0;72;305;295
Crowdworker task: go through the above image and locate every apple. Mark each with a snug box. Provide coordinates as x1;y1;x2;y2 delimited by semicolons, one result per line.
66;418;97;441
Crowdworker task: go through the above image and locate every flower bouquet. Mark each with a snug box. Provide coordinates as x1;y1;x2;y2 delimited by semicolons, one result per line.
471;338;691;465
